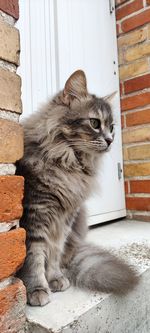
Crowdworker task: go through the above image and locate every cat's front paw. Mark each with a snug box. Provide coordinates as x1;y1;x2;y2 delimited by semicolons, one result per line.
27;289;51;306
50;276;70;292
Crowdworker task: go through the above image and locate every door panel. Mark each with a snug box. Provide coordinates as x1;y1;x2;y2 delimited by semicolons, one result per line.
17;0;126;225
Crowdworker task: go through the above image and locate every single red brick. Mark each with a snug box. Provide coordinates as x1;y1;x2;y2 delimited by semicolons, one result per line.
124;180;129;194
121;9;150;32
126;196;150;210
0;176;24;222
0;279;26;333
0;228;26;280
0;0;19;19
124;74;150;94
126;109;150;126
146;0;150;5
130;180;150;193
116;0;143;20
121;92;150;111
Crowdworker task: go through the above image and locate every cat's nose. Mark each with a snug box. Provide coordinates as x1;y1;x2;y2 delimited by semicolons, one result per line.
105;138;113;146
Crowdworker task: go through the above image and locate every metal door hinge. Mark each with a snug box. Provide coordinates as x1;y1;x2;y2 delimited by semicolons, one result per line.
118;162;123;180
109;0;115;14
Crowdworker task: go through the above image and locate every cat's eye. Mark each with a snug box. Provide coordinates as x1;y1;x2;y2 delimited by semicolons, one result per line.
110;124;114;133
90;118;100;129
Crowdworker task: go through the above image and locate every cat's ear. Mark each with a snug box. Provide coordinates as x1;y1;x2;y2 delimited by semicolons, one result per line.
104;91;117;103
62;70;87;105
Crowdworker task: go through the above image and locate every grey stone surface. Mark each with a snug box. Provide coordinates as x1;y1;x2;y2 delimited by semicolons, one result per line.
26;220;150;333
0;163;16;175
0;220;19;233
0;10;15;26
0;59;17;72
0;109;19;122
0;277;13;290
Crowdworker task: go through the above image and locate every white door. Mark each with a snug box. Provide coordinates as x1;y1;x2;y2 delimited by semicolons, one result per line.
17;0;126;225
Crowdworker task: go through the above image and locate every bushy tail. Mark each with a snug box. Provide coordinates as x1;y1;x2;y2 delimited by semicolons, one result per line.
67;242;139;295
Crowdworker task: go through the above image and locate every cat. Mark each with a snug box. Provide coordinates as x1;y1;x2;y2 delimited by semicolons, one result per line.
16;70;139;306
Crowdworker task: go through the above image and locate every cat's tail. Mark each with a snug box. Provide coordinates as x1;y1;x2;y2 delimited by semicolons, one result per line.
67;242;139;295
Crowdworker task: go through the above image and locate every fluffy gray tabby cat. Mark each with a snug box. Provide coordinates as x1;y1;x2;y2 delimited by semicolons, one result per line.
17;70;138;306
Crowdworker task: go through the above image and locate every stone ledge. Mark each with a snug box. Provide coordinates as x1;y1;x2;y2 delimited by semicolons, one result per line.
26;220;150;333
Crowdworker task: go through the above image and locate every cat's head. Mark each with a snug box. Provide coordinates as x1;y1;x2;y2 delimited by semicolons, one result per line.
57;70;115;154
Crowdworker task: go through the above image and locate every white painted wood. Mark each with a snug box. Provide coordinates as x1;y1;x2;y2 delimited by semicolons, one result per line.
17;0;58;116
17;0;126;224
88;209;126;226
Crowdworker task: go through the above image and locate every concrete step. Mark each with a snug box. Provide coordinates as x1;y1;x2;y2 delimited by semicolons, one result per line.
26;220;150;333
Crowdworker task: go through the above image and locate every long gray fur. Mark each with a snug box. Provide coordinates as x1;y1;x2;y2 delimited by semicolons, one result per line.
16;70;139;306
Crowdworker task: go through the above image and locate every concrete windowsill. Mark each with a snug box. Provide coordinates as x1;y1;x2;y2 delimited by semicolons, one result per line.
26;220;150;333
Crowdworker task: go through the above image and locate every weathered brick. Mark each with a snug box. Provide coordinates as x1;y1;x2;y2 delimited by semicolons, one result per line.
121;9;150;33
118;49;124;65
123;127;150;143
0;20;20;65
123;147;128;160
0;68;22;113
0;0;19;19
130;180;150;193
0;279;26;333
0;176;24;222
127;144;150;160
119;58;149;80
0;119;23;163
148;23;150;38
116;0;143;20
0;228;26;280
121;92;150;111
126;197;150;211
124;162;150;177
124;180;129;194
126;109;150;126
124;74;150;94
124;42;150;62
117;27;147;48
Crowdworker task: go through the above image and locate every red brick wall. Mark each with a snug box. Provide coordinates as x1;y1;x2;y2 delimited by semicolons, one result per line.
0;1;26;332
116;0;150;222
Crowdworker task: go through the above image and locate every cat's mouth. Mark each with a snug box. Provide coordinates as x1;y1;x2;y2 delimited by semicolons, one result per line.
98;143;114;154
105;145;112;153
99;145;112;153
